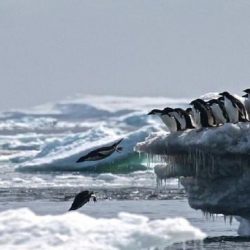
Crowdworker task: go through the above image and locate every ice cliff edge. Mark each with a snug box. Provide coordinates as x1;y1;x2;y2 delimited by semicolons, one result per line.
135;122;250;235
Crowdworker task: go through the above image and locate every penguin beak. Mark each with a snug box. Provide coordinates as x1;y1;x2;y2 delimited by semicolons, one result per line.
148;110;154;115
243;93;248;98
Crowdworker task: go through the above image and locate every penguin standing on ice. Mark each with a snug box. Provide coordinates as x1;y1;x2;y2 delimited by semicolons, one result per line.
207;99;229;125
68;190;97;211
76;139;123;163
189;100;213;128
194;99;215;126
170;108;195;130
186;107;196;128
148;109;180;132
243;89;250;117
219;91;248;123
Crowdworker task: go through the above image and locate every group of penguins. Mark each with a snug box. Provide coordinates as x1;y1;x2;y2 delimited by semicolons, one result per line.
68;89;250;211
148;89;250;132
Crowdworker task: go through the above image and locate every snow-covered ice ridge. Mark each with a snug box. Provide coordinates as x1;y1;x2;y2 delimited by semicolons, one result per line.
0;208;205;250
135;122;250;235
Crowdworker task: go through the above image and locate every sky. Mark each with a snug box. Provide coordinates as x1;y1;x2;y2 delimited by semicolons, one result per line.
1;0;250;110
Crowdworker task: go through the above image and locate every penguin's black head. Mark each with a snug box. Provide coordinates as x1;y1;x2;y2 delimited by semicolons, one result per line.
207;99;217;105
244;89;250;94
163;107;173;114
147;109;163;115
189;100;197;105
186;108;192;114
219;91;230;97
195;98;207;105
174;108;184;113
218;96;224;102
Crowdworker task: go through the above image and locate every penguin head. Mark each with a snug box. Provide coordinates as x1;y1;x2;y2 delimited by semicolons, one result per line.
243;89;250;94
207;99;217;105
163;107;174;114
147;109;163;115
219;91;230;98
217;96;224;103
195;98;207;105
189;100;197;105
186;107;192;114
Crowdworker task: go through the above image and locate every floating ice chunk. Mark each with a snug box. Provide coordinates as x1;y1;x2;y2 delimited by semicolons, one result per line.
0;208;205;250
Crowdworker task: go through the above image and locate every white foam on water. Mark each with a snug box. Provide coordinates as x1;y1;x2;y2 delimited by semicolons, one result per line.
0;208;205;250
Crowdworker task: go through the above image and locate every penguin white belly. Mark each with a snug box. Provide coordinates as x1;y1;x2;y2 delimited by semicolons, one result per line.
244;97;250;117
192;108;201;128
160;115;177;132
207;111;215;126
224;97;238;123
188;113;196;128
211;104;227;124
170;112;186;130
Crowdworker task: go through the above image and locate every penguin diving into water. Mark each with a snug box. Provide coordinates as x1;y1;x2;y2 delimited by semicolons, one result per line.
76;138;123;163
69;190;97;211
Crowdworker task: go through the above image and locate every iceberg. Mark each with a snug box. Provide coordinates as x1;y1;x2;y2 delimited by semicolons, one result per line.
135;122;250;235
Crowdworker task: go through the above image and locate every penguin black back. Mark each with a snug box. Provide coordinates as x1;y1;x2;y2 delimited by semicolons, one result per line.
76;138;123;163
69;190;96;211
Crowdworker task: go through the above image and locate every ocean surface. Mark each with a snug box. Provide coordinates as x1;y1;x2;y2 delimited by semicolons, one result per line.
0;95;249;249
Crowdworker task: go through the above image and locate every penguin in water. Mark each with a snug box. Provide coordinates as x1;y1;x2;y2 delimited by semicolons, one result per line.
207;99;229;125
69;190;97;211
148;108;179;132
189;100;213;128
76;138;123;163
219;91;248;123
170;108;195;130
242;89;250;117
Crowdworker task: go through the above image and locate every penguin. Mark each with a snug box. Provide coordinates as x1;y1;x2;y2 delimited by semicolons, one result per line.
172;108;195;129
68;190;97;211
185;107;197;128
148;108;178;132
189;100;213;128
219;91;248;123
164;108;186;130
76;139;123;162
193;99;215;126
243;89;250;118
162;108;182;131
207;99;229;125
